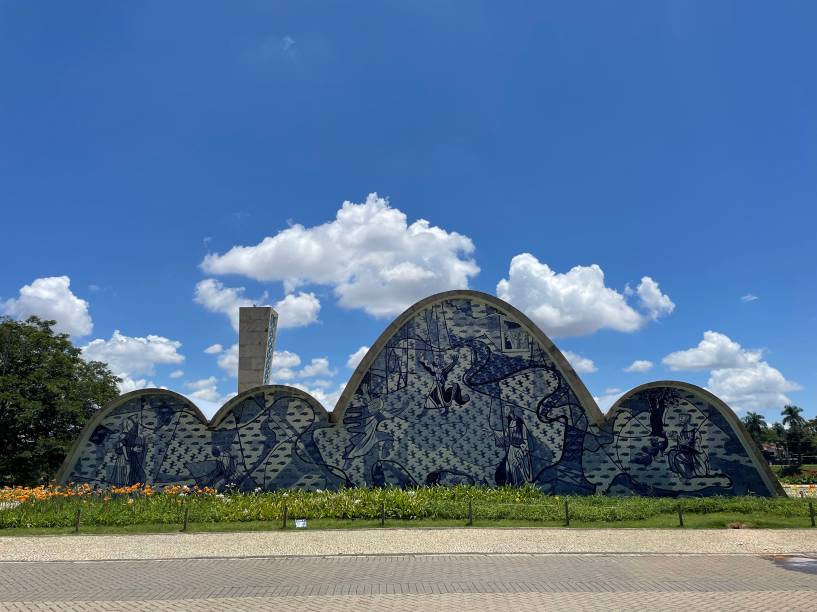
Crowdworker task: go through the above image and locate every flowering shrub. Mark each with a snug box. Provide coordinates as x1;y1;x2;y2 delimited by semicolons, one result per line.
0;483;215;505
0;483;814;530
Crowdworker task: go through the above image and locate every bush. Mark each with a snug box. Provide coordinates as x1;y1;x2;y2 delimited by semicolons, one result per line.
0;484;813;530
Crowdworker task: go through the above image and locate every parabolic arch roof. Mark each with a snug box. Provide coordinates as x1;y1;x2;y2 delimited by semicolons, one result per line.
58;290;783;497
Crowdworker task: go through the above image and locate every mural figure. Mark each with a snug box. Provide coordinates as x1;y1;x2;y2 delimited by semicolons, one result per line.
495;412;532;485
107;417;146;486
419;354;469;414
342;381;402;467
57;291;783;498
667;413;709;479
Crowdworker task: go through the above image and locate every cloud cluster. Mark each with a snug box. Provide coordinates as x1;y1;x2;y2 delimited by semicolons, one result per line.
593;387;623;411
184;377;224;403
182;377;237;418
624;359;653;373
662;331;763;371
289;381;346;411
210;343;327;383
194;279;319;331
82;330;185;393
634;277;676;321
346;346;370;369
200;193;480;317
561;350;597;374
496;254;674;337
273;292;321;328
662;331;801;411
2;276;93;337
206;342;342;410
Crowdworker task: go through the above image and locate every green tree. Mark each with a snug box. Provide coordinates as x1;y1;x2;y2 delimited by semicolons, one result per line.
0;316;120;486
742;412;767;449
771;421;786;443
782;405;806;464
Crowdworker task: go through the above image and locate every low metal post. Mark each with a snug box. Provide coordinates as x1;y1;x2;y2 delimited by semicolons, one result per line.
380;501;385;527
74;508;81;533
810;502;815;528
182;505;190;532
564;499;570;527
282;504;288;529
677;504;684;528
467;499;473;526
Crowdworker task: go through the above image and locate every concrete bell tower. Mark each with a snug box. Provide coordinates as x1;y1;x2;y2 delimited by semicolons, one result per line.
237;306;278;393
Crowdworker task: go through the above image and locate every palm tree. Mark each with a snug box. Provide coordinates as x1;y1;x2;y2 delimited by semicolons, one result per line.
782;405;805;429
782;405;806;464
742;412;766;448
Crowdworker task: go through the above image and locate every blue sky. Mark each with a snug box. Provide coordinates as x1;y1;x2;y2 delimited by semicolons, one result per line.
2;2;815;419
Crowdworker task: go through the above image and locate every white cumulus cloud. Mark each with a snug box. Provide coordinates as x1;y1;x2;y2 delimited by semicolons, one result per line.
117;376;155;394
204;343;223;354
290;381;346;411
346;346;370;369
215;344;303;380
194;279;259;332
81;330;184;395
273;292;320;328
662;331;763;371
561;350;597;374
707;363;802;412
184;377;224;402
194;278;319;330
82;331;184;376
200;193;479;317
169;369;184;379
593;387;623;411
635;276;676;320
182;377;236;418
297;357;336;379
496;254;674;337
2;276;93;337
624;360;654;373
216;344;240;377
662;331;801;411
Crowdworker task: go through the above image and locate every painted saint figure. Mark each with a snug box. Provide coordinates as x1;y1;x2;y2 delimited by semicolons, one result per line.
342;381;407;470
495;413;532;486
107;417;146;486
667;413;710;479
418;353;469;414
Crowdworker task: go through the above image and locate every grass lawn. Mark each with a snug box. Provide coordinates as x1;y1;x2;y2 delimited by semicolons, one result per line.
0;512;813;536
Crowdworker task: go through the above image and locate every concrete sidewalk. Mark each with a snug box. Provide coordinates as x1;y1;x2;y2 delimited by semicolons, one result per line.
2;528;817;561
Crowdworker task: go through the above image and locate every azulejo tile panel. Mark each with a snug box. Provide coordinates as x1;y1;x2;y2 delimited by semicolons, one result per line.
57;291;781;496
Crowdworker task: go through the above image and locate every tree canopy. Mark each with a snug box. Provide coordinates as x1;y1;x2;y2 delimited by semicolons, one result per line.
0;316;120;486
742;404;814;464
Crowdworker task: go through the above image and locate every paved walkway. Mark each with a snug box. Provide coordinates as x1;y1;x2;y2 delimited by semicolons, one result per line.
4;528;817;561
1;553;817;610
2;529;817;610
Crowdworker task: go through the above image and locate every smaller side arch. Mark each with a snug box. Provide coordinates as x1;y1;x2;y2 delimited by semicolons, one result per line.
55;388;206;485
605;381;784;497
209;384;332;428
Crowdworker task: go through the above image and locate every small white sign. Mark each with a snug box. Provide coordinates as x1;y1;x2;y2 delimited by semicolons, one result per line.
295;519;308;529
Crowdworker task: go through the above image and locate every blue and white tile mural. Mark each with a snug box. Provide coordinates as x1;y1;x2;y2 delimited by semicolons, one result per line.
57;292;782;496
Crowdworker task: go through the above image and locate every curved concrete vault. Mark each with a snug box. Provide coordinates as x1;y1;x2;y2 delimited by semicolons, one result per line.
57;291;783;496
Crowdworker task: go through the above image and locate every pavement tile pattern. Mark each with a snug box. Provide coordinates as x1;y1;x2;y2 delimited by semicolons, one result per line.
1;554;816;611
